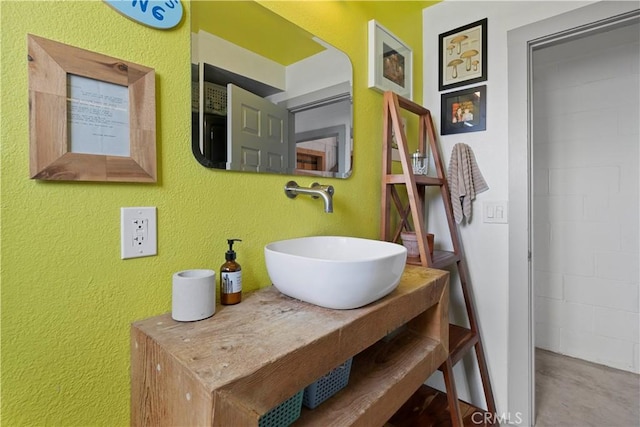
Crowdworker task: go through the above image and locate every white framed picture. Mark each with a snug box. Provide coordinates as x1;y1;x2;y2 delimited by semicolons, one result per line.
368;20;413;100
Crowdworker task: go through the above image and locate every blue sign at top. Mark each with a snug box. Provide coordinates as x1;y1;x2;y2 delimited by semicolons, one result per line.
105;0;183;30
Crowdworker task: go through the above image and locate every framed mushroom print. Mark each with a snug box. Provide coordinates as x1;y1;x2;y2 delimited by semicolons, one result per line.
438;18;487;91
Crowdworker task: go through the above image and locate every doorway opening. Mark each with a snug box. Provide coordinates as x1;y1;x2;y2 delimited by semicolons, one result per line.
507;4;639;425
531;19;639;426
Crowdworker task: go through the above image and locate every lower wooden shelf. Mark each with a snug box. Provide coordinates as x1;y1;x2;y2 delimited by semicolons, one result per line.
295;328;446;426
386;385;496;427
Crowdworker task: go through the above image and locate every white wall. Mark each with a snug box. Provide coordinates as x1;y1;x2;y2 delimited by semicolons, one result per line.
532;22;639;373
193;31;286;91
422;0;594;414
270;47;352;103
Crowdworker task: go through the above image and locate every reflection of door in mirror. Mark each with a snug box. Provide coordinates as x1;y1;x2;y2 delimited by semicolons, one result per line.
227;85;288;173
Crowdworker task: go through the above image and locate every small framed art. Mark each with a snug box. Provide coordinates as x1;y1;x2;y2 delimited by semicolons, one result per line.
441;85;486;135
368;20;413;99
28;34;156;182
439;18;487;91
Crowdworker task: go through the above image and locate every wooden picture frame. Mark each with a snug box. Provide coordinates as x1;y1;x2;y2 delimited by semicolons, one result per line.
441;85;486;135
438;18;487;91
368;20;413;100
28;34;156;182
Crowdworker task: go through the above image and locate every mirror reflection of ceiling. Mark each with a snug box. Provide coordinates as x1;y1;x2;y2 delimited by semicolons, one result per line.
353;1;438;18
191;1;325;66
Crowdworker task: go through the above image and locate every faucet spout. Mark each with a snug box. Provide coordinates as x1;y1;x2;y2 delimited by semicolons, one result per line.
284;181;334;213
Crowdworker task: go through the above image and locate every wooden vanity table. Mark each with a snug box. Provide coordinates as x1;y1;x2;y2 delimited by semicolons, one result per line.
131;265;449;426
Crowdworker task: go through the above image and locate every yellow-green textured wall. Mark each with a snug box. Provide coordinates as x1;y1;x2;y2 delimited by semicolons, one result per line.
0;1;434;424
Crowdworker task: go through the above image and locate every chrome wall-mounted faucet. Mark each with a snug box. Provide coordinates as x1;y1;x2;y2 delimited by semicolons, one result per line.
284;181;334;213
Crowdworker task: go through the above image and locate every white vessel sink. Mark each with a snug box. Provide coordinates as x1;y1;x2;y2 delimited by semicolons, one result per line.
264;236;407;309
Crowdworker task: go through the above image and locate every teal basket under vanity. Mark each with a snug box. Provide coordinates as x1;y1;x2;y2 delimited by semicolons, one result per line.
303;358;353;409
258;390;303;427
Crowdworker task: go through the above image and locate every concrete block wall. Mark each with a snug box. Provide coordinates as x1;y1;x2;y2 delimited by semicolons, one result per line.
532;22;639;373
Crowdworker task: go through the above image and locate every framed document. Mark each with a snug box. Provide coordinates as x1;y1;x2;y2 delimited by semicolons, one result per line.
28;34;156;182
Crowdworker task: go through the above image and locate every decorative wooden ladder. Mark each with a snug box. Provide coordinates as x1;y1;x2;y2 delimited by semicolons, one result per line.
381;91;496;426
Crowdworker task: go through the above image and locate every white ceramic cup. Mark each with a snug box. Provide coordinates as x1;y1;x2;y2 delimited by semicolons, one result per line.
172;269;216;321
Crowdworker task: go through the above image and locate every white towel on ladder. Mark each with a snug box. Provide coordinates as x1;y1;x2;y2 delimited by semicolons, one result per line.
448;143;489;224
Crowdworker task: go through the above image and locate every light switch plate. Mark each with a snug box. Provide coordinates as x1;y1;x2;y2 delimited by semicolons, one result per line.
483;201;508;224
121;207;157;259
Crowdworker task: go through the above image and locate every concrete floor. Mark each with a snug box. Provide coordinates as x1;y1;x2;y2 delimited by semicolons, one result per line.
535;348;640;427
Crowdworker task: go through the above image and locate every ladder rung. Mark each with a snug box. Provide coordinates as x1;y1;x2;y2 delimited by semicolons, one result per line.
431;250;459;269
443;324;479;367
389;385;497;426
405;250;459;269
385;174;443;186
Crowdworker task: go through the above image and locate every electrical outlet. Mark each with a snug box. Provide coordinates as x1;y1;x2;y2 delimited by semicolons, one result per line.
121;207;157;259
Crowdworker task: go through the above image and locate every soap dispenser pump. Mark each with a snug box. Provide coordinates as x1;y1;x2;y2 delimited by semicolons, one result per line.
220;239;242;305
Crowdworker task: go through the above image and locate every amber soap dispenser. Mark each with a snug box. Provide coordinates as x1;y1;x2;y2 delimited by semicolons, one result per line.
220;239;242;305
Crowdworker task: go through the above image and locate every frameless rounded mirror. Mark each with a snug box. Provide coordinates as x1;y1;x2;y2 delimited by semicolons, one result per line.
191;1;353;178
